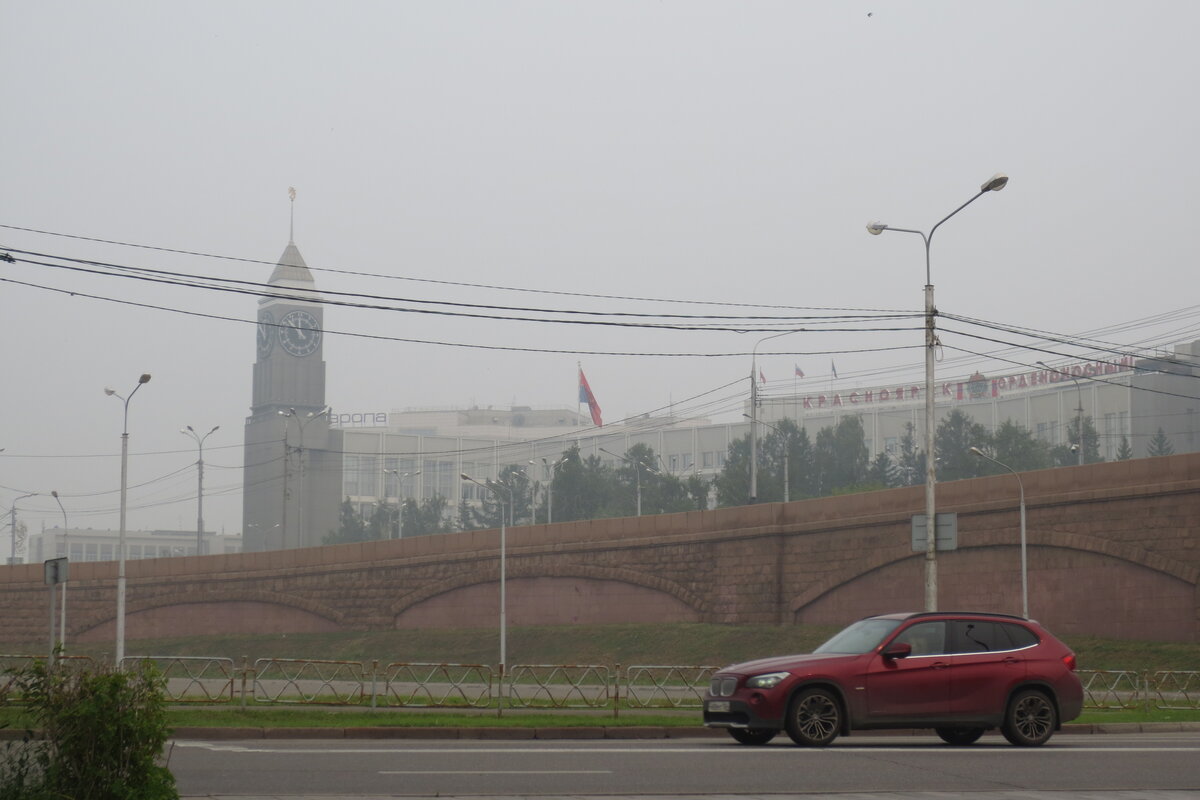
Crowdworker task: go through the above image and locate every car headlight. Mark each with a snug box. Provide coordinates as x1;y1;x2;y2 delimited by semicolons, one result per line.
745;671;789;689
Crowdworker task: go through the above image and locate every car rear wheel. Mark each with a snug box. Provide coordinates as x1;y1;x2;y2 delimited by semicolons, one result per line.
728;728;777;746
785;687;841;747
936;727;985;745
1002;689;1057;746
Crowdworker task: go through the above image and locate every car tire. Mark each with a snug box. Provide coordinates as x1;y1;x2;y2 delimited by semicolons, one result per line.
1002;689;1057;746
784;687;842;747
936;727;986;745
728;728;777;746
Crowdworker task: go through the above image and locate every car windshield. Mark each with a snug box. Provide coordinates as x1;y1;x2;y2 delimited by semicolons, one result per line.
813;618;903;654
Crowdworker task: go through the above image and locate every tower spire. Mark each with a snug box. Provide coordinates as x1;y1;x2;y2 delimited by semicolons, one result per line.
288;186;297;243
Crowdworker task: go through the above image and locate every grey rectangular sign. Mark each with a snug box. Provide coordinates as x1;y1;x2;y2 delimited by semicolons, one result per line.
911;513;958;552
43;557;69;585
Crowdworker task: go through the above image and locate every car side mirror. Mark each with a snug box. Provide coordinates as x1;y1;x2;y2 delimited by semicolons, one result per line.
882;642;912;660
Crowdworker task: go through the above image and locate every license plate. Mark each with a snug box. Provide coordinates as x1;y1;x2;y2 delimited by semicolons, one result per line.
707;700;731;713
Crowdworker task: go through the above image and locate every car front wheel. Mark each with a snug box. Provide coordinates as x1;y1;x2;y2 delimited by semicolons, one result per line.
1002;689;1057;746
936;727;986;745
728;728;777;746
785;687;842;747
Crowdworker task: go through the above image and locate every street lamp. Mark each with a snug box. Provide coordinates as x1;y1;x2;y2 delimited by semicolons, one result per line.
105;372;152;666
867;172;1008;611
749;330;803;504
8;492;36;567
460;473;510;678
51;490;68;651
383;469;421;538
279;407;329;549
1037;361;1084;465
970;446;1028;619
744;415;790;502
599;448;656;517
541;457;567;524
180;425;219;555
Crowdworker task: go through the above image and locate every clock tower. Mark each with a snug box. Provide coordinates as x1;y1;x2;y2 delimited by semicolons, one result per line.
242;213;338;552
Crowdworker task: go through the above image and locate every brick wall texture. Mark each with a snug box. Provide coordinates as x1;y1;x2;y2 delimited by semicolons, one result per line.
3;453;1198;645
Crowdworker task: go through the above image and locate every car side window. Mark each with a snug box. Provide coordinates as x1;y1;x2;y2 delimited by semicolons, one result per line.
892;621;946;656
949;621;1001;652
1001;622;1039;649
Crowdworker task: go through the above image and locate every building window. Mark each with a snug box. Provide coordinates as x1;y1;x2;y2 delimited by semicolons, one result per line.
702;451;714;468
100;544;113;561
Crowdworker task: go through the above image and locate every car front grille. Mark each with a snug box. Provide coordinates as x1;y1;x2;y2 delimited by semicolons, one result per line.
709;676;738;697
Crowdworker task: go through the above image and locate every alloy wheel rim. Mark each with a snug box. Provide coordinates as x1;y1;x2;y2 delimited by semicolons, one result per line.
1015;695;1053;739
798;695;838;738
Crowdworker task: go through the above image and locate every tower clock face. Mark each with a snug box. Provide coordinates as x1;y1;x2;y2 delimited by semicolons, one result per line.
257;311;275;357
278;309;321;357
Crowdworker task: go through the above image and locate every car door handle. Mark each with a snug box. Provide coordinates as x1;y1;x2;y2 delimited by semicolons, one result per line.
932;661;948;670
1003;657;1019;665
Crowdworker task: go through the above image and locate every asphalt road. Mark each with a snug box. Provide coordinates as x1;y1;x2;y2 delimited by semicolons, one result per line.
171;731;1200;799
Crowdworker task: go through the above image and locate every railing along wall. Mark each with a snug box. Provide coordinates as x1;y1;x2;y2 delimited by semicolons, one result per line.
2;658;1197;714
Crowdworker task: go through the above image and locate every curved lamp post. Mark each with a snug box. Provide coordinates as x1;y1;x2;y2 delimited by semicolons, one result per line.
744;415;790;502
279;407;329;549
867;173;1008;611
105;372;152;666
541;457;567;524
970;447;1027;618
460;473;510;679
383;469;421;538
599;448;656;517
51;490;68;651
9;492;36;566
1037;361;1084;465
181;425;219;555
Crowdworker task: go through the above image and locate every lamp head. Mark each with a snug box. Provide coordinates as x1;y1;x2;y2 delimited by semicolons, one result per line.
51;490;59;498
981;173;1009;192
969;446;986;457
138;373;152;384
186;425;195;433
866;221;888;235
459;473;471;481
104;387;116;396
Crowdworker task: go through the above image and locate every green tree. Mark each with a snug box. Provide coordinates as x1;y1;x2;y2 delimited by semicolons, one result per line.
713;434;751;507
991;419;1052;472
1147;427;1175;457
399;495;453;537
548;445;618;522
812;415;871;494
1066;413;1102;464
1115;435;1133;461
683;473;713;509
868;451;896;489
935;409;992;481
323;498;371;545
894;422;924;487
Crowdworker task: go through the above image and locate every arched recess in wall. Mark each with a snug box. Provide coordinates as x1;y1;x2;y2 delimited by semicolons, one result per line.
789;532;1198;642
72;590;346;642
390;564;707;629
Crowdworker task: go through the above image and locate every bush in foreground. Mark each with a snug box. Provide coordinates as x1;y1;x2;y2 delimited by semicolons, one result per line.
0;657;176;800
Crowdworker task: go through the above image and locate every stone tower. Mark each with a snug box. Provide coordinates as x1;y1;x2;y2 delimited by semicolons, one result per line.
242;206;337;551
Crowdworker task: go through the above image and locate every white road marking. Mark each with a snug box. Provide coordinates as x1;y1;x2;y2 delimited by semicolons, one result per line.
380;769;611;775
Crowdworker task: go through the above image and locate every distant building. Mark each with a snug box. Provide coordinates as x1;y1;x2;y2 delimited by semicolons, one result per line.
26;527;241;564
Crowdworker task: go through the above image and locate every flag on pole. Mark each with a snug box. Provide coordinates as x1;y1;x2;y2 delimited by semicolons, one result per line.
578;368;603;426
794;365;805;378
758;368;766;385
830;359;838;379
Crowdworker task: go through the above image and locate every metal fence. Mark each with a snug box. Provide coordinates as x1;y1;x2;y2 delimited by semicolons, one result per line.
2;657;1197;713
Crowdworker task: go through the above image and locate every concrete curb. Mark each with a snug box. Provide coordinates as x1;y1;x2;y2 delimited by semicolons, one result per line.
5;722;1199;742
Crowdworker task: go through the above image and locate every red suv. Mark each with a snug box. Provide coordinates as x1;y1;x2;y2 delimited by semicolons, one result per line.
704;612;1082;747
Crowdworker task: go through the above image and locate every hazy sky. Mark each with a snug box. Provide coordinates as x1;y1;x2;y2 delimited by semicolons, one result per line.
3;1;1198;546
